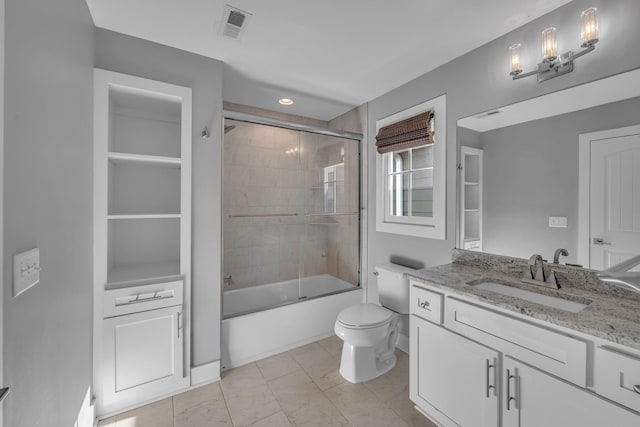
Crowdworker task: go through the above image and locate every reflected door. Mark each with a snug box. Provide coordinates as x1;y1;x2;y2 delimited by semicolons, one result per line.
590;131;640;269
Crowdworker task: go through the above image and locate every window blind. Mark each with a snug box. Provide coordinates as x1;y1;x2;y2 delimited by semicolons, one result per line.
375;110;435;154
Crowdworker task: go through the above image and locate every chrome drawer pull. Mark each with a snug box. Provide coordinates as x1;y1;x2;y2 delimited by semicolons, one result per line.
633;385;640;394
115;293;173;307
506;369;518;410
418;298;430;309
486;359;496;397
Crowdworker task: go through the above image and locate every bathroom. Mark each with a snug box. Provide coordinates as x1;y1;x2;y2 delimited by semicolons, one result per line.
2;0;640;426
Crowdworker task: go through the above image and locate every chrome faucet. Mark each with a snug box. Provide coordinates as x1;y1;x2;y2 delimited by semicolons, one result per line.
527;254;545;282
597;254;640;294
553;248;569;264
523;254;559;289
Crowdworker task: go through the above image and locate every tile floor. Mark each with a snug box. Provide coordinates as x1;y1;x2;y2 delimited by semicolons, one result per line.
98;336;437;427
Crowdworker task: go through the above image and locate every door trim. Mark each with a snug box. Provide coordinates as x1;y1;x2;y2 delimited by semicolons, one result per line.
578;124;640;267
1;0;5;423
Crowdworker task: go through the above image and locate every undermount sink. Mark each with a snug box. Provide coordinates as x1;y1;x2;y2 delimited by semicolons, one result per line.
471;281;589;313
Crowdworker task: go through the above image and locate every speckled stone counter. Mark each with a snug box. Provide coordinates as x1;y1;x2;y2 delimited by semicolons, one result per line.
406;250;640;350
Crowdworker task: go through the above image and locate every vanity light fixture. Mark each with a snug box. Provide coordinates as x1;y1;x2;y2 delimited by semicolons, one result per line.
509;8;599;83
278;98;294;105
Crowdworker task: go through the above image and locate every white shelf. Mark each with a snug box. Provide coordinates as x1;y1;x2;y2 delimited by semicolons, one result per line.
106;261;182;288
464;181;479;185
108;213;181;220
464;209;480;213
108;151;182;167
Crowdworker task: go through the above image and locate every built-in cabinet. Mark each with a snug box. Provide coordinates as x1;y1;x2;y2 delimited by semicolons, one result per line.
409;281;640;427
459;146;482;251
93;69;192;416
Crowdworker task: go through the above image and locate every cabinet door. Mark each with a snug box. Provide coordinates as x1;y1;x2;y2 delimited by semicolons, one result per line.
503;357;640;427
101;306;184;408
410;316;499;427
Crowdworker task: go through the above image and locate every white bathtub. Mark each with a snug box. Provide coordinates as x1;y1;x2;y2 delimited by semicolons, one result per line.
221;274;363;370
223;274;356;318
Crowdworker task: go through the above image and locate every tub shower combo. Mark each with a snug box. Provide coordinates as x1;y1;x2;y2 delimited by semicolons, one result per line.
221;111;363;369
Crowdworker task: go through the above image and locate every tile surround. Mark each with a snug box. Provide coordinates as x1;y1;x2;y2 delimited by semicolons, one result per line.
98;336;435;427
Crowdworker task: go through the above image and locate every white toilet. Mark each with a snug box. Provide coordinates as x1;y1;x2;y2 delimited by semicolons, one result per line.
334;263;413;383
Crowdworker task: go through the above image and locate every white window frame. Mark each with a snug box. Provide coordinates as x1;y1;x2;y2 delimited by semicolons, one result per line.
375;94;446;239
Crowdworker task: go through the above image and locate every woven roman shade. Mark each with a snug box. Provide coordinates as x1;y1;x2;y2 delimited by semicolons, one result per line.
375;110;435;154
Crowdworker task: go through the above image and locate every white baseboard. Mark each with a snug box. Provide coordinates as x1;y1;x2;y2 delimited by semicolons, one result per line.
397;333;409;354
191;360;221;386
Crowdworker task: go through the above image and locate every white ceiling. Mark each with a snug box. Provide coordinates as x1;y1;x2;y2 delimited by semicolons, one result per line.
85;0;574;120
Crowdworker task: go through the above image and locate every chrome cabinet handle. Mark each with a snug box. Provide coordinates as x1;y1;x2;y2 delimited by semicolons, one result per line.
177;312;182;339
633;385;640;394
486;359;496;398
506;369;517;410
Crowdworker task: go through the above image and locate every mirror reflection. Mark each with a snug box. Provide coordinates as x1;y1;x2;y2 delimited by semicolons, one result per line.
456;69;640;270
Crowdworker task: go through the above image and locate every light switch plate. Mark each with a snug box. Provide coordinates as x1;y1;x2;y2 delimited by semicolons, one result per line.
13;248;40;297
549;216;568;228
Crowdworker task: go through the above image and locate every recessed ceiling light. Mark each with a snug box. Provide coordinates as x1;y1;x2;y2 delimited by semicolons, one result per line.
278;98;294;105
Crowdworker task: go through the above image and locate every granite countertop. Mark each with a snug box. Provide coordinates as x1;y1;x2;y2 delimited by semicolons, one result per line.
407;253;640;351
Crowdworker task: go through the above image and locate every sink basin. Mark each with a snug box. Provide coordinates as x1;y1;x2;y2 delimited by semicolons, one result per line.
472;281;589;313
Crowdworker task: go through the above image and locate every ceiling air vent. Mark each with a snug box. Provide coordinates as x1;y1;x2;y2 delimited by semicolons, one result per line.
220;5;252;40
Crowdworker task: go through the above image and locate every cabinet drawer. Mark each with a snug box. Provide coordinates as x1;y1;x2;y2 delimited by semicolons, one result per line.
103;280;183;318
594;346;640;412
446;297;587;386
410;284;443;325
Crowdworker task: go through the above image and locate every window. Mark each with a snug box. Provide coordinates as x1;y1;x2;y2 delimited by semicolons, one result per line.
375;95;446;239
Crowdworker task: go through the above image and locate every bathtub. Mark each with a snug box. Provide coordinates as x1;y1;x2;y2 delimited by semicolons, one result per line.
221;274;363;370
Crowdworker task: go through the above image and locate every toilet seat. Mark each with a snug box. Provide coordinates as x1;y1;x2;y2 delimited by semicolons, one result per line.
336;303;394;329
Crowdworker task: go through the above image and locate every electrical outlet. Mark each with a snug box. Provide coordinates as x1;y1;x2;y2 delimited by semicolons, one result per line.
549;216;568;228
13;248;40;297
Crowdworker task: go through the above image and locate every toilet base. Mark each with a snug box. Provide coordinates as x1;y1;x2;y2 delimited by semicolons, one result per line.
338;340;397;383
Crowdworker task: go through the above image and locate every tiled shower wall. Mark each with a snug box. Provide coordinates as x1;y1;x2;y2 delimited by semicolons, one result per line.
223;119;359;290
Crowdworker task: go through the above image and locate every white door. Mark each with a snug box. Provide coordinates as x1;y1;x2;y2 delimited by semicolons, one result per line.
589;130;640;269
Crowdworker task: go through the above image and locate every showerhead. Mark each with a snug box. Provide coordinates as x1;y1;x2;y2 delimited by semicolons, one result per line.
224;125;236;134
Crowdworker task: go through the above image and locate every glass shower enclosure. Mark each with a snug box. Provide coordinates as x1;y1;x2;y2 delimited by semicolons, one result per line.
222;113;361;318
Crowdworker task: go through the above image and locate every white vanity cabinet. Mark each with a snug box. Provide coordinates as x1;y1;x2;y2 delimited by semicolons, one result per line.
411;316;499;426
409;280;640;427
502;357;640;427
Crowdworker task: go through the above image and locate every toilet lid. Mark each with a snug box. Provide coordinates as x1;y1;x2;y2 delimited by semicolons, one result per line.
337;303;393;328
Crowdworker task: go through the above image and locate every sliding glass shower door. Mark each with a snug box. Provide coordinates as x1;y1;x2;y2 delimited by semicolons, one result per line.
222;117;360;317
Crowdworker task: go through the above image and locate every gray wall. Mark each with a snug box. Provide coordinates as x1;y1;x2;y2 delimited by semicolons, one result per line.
478;96;640;262
3;0;95;425
95;29;224;367
366;0;640;275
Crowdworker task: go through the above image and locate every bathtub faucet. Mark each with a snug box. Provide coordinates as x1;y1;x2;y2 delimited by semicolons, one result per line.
223;275;233;286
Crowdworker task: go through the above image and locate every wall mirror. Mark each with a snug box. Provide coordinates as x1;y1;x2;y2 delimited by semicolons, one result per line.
456;68;640;270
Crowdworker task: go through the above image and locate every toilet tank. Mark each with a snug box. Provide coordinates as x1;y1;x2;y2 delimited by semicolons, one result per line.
375;263;416;314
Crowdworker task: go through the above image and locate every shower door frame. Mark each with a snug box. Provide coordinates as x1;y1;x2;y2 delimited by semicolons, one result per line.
221;109;365;313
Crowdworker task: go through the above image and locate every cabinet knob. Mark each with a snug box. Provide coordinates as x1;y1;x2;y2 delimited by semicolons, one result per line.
418;298;430;309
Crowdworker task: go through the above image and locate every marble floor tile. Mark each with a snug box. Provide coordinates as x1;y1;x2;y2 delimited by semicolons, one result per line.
173;382;224;415
268;369;323;414
115;398;173;427
256;350;302;381
249;411;292;427
387;390;438;427
173;398;232;427
96;342;434;427
286;393;350;427
317;335;344;360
